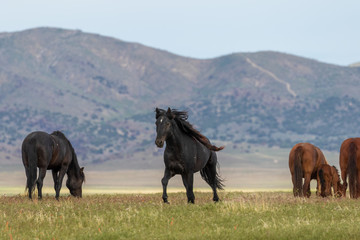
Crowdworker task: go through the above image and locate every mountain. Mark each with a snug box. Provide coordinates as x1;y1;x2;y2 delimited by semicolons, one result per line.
1;27;360;170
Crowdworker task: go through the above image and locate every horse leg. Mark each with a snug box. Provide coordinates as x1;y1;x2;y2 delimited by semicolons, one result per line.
55;167;67;200
316;174;321;197
23;166;32;199
291;174;298;197
341;168;348;197
331;176;337;197
52;170;58;193
36;168;47;199
161;168;173;204
182;173;195;204
357;170;360;199
303;174;311;198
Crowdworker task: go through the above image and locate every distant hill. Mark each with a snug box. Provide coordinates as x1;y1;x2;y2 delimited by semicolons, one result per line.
350;62;360;67
1;27;360;170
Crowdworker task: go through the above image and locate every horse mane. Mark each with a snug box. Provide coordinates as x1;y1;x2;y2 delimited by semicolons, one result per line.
332;165;341;185
332;165;340;178
157;108;224;151
51;131;85;181
51;130;67;140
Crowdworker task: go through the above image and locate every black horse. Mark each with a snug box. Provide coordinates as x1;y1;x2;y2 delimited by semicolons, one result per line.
21;131;85;200
155;107;225;203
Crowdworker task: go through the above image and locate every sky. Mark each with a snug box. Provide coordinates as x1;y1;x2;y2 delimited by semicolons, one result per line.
1;0;359;66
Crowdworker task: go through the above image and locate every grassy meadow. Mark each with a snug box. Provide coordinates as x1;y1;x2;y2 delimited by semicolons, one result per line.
1;191;360;240
0;146;348;239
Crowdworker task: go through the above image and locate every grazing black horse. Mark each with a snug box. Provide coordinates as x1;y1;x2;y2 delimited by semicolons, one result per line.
155;107;225;204
21;131;85;200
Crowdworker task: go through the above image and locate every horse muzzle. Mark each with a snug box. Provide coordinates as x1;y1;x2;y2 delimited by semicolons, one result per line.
155;139;164;148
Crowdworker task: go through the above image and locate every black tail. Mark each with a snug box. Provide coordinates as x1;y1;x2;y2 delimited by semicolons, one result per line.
200;159;225;190
294;146;304;197
348;142;357;198
26;144;38;199
318;169;326;197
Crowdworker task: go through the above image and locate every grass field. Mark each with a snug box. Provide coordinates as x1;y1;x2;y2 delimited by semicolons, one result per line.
1;191;360;240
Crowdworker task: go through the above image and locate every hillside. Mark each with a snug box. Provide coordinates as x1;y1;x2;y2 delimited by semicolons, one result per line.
1;27;360;170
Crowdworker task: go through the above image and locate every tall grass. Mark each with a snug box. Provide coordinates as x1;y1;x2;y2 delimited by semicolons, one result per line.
1;192;360;239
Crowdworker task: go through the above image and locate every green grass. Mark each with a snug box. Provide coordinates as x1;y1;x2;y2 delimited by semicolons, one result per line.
1;191;360;240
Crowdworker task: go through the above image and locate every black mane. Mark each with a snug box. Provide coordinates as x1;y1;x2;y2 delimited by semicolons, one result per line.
156;108;224;151
51;130;67;140
51;130;84;180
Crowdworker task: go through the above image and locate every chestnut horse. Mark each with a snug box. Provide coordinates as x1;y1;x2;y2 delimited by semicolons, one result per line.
317;164;343;197
289;143;328;197
339;138;360;198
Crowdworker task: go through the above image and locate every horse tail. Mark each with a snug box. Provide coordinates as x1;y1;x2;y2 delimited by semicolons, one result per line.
25;141;38;199
293;146;304;197
213;161;225;190
210;145;225;151
348;141;357;198
200;153;225;190
318;168;325;197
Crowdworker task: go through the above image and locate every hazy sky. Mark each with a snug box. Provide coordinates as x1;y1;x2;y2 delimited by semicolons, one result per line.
1;0;359;66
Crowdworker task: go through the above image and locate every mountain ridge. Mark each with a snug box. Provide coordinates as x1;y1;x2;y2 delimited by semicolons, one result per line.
1;27;360;170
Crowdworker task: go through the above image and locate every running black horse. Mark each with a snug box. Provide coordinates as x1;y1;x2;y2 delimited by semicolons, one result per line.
21;131;85;200
155;107;225;203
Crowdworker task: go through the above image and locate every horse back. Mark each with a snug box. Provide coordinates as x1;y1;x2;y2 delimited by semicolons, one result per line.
22;131;72;170
339;138;360;171
289;143;326;178
163;136;212;174
48;134;73;169
22;131;54;168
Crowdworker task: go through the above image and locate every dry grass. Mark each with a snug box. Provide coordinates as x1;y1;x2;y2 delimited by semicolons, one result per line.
1;191;360;239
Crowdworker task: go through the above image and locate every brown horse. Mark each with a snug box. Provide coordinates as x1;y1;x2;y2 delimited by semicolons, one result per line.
339;138;360;198
289;143;328;197
317;164;343;197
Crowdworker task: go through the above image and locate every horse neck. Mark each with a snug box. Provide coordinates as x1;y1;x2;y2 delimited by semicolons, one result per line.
67;152;81;179
166;123;187;151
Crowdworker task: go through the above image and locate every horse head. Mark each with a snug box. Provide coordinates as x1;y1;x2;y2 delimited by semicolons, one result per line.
66;167;85;197
155;107;174;148
338;182;347;197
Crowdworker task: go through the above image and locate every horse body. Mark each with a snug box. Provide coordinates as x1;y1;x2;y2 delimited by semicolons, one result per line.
288;142;328;197
339;138;360;198
155;107;224;203
22;131;84;199
317;164;343;197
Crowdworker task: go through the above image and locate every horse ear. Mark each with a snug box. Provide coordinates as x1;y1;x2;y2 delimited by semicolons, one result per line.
155;108;161;119
80;167;84;172
166;107;174;119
